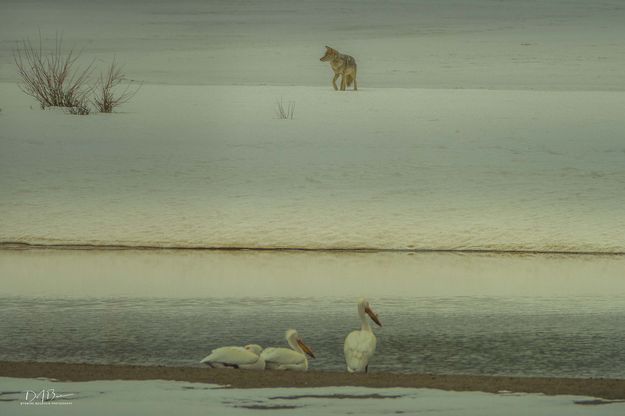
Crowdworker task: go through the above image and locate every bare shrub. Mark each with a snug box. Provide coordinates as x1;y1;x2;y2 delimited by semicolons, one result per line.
275;98;295;120
66;98;91;115
93;59;140;113
13;33;93;110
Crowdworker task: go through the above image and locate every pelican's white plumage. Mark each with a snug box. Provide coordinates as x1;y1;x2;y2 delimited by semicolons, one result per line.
260;329;315;371
200;344;265;370
344;298;382;373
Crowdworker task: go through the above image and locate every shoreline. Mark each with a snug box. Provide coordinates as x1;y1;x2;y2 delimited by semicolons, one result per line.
2;242;625;257
1;361;624;400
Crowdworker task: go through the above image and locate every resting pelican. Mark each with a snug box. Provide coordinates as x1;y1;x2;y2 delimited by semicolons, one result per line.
200;344;265;370
260;329;315;371
344;298;382;373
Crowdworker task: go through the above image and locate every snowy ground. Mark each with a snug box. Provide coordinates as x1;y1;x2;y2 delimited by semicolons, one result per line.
1;82;624;252
1;0;624;90
1;377;624;416
2;1;624;251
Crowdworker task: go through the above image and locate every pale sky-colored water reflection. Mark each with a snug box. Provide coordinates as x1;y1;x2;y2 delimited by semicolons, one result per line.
1;250;624;378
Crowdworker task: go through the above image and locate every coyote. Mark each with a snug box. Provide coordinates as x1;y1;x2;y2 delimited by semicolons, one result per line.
320;46;358;91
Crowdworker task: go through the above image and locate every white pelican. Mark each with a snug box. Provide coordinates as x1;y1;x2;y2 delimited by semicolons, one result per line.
260;329;315;371
200;344;265;370
344;298;382;373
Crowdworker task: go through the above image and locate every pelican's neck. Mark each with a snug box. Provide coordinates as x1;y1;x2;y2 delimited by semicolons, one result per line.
287;335;303;354
358;304;371;332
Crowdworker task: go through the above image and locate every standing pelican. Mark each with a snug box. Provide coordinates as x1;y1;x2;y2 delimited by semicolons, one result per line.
200;344;265;370
344;298;382;373
260;329;315;371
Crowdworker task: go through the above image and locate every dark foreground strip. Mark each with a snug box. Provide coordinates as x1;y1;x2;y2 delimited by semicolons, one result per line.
2;241;625;256
269;394;404;400
574;399;625;406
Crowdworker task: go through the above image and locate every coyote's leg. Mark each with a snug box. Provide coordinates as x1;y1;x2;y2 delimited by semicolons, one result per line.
340;74;346;91
353;71;358;91
332;73;339;91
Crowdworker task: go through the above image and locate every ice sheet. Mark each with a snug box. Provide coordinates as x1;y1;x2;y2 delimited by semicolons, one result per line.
1;377;623;416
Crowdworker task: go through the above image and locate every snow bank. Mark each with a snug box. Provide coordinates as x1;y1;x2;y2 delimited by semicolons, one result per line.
1;377;623;416
1;83;624;252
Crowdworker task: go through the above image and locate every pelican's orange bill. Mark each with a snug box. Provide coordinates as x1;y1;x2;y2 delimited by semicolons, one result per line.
297;339;316;358
365;306;382;326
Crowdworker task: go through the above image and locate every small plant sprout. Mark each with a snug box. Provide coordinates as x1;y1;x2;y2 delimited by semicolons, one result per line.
275;98;295;120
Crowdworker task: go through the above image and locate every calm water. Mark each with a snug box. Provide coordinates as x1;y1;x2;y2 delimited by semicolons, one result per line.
1;249;624;377
1;295;624;378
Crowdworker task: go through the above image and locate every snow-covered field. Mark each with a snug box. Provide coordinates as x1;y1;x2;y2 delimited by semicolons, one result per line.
1;0;624;90
1;82;624;252
1;377;623;416
2;0;624;251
